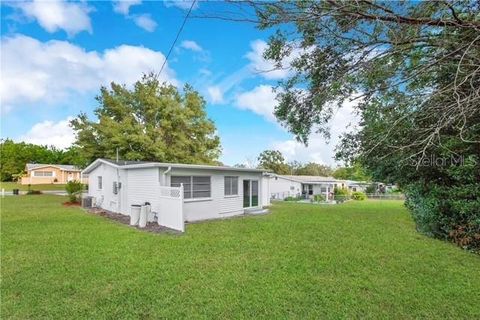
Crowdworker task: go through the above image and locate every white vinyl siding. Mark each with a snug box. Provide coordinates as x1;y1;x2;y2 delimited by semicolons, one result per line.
224;176;238;196
171;176;211;199
33;171;53;177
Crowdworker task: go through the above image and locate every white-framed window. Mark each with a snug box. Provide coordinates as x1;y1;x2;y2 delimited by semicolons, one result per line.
98;176;103;190
224;176;238;196
171;176;211;199
33;171;53;177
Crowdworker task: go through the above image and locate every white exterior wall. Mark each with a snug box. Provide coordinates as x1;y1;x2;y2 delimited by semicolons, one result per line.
261;175;271;207
86;164;266;222
87;163;121;213
269;176;302;200
166;168;264;222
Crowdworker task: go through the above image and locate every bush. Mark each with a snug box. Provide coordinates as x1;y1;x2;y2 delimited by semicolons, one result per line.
351;192;367;200
65;180;83;203
26;190;42;195
405;181;480;253
284;196;301;201
313;194;326;202
334;187;349;202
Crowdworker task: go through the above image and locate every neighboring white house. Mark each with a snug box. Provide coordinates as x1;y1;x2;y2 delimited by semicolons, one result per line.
82;159;270;231
267;174;348;200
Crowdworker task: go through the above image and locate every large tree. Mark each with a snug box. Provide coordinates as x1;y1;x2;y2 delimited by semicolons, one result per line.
210;1;480;251
71;74;221;165
257;149;291;174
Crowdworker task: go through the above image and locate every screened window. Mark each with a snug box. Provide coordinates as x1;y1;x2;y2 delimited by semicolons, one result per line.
224;176;238;196
33;171;53;177
171;176;211;199
98;176;103;190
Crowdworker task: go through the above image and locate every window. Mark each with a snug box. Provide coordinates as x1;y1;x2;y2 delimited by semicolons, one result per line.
98;176;103;190
33;171;53;177
171;176;211;199
224;176;238;196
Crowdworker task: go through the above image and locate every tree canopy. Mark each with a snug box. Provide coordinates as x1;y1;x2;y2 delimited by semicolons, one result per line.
71;74;221;165
242;0;480;251
257;149;291;174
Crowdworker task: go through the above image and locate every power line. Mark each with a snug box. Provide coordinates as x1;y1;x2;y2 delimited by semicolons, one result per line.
157;0;197;79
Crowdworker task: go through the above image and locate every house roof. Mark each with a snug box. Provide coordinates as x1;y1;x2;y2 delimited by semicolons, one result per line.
271;174;345;184
26;163;81;171
82;158;268;174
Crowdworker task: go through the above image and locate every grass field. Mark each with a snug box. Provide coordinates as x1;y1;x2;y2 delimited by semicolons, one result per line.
0;182;68;191
2;196;479;319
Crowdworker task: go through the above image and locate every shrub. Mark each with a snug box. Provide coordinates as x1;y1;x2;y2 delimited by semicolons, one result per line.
284;196;301;201
26;190;42;195
365;185;376;194
351;191;367;200
334;187;349;202
65;180;83;203
405;181;480;253
313;194;326;202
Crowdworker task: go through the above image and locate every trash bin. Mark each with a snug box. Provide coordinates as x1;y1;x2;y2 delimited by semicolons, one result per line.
138;205;147;228
144;202;154;222
130;205;141;226
13;189;19;195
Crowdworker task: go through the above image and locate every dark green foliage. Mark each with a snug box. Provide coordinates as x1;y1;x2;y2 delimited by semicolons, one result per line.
26;190;42;195
333;163;371;181
351;192;367;201
71;74;221;165
284;196;300;201
65;180;84;203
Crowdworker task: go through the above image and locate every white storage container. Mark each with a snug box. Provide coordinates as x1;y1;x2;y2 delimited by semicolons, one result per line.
145;203;154;222
138;205;147;228
130;205;141;226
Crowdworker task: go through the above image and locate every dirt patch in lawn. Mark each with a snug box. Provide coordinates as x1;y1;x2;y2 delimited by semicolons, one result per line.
63;202;81;207
85;208;181;235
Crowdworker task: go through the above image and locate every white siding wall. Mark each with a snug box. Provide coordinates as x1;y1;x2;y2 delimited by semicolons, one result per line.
166;168;264;222
87;164;120;212
269;176;302;200
261;175;271;207
87;164;266;222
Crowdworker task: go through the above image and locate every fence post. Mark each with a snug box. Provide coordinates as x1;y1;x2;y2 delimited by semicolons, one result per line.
179;183;185;232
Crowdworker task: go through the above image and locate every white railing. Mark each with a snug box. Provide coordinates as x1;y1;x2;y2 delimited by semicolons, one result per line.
157;185;184;232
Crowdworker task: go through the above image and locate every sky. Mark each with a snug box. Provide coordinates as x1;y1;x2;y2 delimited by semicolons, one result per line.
1;0;357;167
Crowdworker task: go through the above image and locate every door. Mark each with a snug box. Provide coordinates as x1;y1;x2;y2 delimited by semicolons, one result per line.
243;179;259;208
243;180;250;208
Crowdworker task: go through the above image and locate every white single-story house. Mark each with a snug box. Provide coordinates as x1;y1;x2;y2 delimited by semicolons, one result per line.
266;174;348;200
82;159;270;231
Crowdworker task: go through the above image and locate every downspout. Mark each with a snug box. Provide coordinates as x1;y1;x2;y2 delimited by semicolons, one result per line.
162;166;172;185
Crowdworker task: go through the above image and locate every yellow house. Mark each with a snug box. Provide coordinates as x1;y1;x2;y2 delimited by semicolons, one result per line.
21;163;87;185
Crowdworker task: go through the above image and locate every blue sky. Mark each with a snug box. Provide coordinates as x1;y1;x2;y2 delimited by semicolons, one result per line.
1;0;356;166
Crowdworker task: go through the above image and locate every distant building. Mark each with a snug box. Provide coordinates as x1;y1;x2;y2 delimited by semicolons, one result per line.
21;163;87;185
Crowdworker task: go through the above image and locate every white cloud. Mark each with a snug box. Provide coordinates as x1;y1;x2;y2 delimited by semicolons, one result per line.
113;0;142;15
164;1;198;10
181;40;203;52
207;86;224;104
245;40;291;80
0;35;177;106
132;14;157;32
272;99;360;166
19;117;75;149
236;85;278;121
14;0;92;36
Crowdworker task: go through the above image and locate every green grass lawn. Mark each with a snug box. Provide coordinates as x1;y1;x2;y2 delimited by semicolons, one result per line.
2;196;479;319
0;182;68;191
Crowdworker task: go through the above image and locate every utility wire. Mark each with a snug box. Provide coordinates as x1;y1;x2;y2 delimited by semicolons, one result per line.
157;0;197;79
